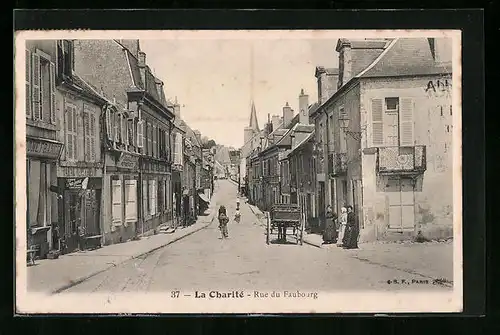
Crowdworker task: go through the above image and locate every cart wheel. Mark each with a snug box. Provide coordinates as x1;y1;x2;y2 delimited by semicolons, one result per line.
266;212;270;245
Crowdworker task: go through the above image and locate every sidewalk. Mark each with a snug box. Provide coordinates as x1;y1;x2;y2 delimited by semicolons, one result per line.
245;203;453;282
28;203;218;294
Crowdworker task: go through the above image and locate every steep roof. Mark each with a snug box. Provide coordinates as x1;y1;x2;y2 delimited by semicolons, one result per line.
248;101;259;131
287;130;315;157
359;38;452;78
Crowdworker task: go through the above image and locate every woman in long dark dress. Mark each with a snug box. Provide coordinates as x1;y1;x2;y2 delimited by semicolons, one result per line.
343;205;359;249
322;205;338;244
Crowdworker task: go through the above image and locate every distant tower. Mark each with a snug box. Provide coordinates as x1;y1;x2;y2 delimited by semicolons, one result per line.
244;43;260;145
244;101;259;144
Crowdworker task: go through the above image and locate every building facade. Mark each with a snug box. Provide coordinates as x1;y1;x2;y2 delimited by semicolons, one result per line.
25;40;65;259
311;37;453;242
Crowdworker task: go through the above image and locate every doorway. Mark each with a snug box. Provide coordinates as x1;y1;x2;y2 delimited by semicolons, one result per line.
386;177;415;231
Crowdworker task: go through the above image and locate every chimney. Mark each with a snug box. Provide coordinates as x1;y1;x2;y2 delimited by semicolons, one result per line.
336;39;352;89
271;114;281;131
138;51;146;67
299;89;309;125
315;67;339;105
173;96;181;119
282;102;293;128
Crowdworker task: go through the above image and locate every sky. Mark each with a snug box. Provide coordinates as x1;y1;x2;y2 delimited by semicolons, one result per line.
141;36;339;148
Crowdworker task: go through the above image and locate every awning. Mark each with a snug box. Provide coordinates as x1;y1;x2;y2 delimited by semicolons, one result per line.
198;192;209;203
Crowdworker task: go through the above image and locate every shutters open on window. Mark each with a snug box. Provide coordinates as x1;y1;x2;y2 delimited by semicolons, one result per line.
399;98;415;146
173;133;179;164
124;179;137;223
83;110;91;161
371;98;384;147
31;53;41;120
49;62;56;124
142;180;148;218
112;179;123;225
137;120;144;148
90;113;96;161
26;49;31;119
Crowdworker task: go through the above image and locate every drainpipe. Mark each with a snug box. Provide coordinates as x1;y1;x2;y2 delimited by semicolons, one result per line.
100;106;107;247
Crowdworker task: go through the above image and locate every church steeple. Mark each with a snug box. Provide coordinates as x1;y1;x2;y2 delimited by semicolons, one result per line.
249;100;259;132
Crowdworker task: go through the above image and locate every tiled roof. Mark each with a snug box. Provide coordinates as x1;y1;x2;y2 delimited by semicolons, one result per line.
64;74;107;105
126;50;144;88
359;38;452;78
288;131;315;156
308;102;320;116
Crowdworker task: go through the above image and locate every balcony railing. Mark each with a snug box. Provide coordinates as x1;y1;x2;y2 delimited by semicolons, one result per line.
376;145;427;175
328;152;348;177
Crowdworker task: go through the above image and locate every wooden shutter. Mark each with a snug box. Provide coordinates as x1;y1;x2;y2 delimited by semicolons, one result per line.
83;110;91;161
105;108;113;141
31;53;41;120
149;179;156;216
65;105;77;160
399;98;415;146
125;179;137;223
25;49;31;119
121;115;127;145
128;119;134;146
137;120;144;148
90;113;96;161
142;180;148;218
153;125;157;158
112;179;123;225
49;62;56;124
114;113;120;143
371;98;384;146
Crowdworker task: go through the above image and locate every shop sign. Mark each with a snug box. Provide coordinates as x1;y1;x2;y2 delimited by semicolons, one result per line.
26;137;63;160
117;153;139;170
65;177;102;190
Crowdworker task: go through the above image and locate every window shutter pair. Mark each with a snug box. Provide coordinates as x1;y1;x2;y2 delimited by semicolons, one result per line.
137;120;144;148
370;98;414;147
28;51;56;123
25;50;31;119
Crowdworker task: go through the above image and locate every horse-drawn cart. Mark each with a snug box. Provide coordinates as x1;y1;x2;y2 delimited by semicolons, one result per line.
266;203;305;245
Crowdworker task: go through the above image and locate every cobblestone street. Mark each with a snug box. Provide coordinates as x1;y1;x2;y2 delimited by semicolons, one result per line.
63;180;451;294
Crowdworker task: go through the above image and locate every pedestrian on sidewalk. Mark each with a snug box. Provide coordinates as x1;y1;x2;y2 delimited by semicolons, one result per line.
343;205;359;249
337;207;347;247
322;205;338;245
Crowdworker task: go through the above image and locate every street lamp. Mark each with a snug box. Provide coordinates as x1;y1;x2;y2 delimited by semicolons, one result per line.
339;116;364;141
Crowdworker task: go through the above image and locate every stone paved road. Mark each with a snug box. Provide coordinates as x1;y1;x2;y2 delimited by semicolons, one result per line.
64;180;451;294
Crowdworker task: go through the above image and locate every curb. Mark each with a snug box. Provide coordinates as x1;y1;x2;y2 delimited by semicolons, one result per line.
51;216;215;295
